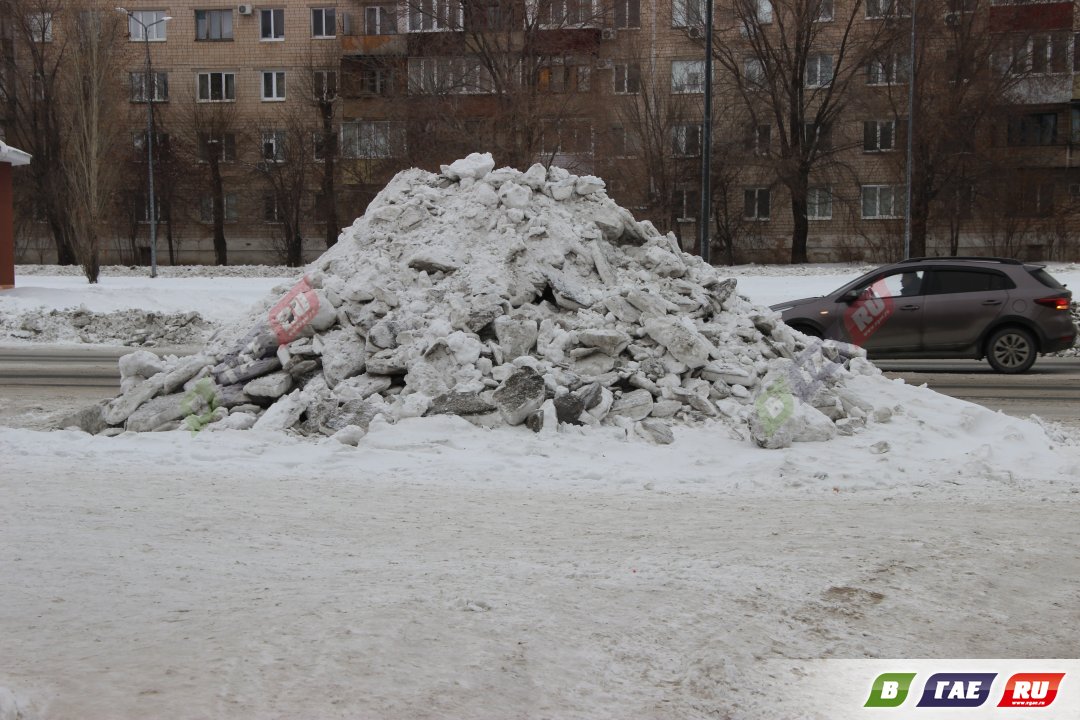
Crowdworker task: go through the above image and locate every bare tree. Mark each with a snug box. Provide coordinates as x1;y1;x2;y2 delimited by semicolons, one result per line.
1;0;76;264
712;0;890;263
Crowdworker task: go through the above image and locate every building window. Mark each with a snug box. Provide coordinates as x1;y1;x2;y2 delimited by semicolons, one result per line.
261;8;285;39
805;54;833;87
614;0;640;28
359;67;392;95
538;0;594;26
128;10;167;41
195;9;233;40
863;119;896;152
407;57;491;94
745;123;770;155
1006;183;1054;217
262;71;286;101
537;59;591;93
861;185;902;219
197;72;236;102
263;195;282;223
866;53;910;85
1008;112;1057;146
197;132;237;162
865;0;909;19
200;194;239;223
132;131;170;161
607;125;640;157
1030;33;1069;75
261;130;286;163
743;188;771;220
130;71;169;102
365;6;397;34
408;0;463;31
28;12;53;42
807;187;832;219
815;0;834;21
134;194;168;223
614;63;641;93
672;123;702;156
672;0;704;27
804;121;831;151
744;57;766;87
313;69;338;100
674;188;700;222
671;59;705;93
311;7;336;37
341;120;406;158
541;119;593;155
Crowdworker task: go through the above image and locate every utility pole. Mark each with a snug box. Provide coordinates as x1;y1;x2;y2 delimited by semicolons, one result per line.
698;0;714;265
117;8;171;277
903;0;916;260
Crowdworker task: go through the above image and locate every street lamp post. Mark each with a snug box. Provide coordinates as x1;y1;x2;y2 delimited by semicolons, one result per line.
117;8;171;277
903;0;916;260
698;1;714;265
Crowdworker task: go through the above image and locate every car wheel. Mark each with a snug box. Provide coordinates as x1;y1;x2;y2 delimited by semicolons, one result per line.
790;324;823;339
986;327;1037;374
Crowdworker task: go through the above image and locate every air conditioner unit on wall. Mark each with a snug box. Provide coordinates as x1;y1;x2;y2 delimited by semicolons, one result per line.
686;25;704;39
596;58;614;70
944;12;959;26
237;4;253;15
601;28;617;41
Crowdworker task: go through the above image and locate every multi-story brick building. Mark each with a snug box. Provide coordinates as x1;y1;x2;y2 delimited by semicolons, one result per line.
4;0;1079;265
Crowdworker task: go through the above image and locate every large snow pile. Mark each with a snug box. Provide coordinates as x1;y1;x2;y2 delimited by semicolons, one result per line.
72;153;899;447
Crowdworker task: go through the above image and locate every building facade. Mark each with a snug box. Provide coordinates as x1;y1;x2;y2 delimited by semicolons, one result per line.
3;0;1079;265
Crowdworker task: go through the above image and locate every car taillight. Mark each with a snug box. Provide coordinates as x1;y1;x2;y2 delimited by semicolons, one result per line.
1034;296;1071;311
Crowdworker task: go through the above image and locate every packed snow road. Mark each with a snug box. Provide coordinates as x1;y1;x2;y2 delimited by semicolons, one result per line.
1;411;1079;719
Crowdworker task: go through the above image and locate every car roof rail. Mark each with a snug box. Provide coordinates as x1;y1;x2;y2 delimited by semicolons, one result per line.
899;256;1022;265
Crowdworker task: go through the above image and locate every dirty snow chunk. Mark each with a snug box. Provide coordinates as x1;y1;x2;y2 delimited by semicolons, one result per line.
329;424;366;446
398;204;429;230
700;361;758;388
118;350;165;380
163;355;209;394
610;389;654;421
445;331;483;366
321;328;367;388
494;316;539;359
244;371;293;400
333;374;393;402
643;317;717;369
427;391;496;417
553;393;585;425
441;152;495;181
125;393;189;433
209;411;258;431
575;329;630;357
635;418;674;445
592;206;626;243
492;366;546;426
498;182;532;209
642;246;686;278
408;250;459;274
870;440;891;454
575;175;605;195
252;389;306;431
626;289;678;316
549;179;576;201
519;163;548;190
105;375;165;426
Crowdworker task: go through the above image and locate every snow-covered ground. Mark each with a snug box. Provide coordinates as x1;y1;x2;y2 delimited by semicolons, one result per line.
3;263;1080;719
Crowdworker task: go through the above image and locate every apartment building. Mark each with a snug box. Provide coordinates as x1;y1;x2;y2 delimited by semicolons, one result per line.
5;0;1080;265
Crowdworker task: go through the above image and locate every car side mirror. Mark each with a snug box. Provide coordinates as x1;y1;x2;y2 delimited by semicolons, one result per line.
840;289;861;304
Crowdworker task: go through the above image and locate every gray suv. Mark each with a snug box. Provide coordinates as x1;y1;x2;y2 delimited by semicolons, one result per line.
770;257;1076;373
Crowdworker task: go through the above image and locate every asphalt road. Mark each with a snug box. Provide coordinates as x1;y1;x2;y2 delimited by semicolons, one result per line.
877;356;1080;425
0;346;1077;429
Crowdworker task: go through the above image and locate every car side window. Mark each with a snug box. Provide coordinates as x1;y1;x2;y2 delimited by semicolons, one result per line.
928;270;1013;294
855;270;924;299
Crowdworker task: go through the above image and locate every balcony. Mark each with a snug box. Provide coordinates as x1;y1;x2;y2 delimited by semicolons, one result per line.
341;32;408;56
989;1;1073;32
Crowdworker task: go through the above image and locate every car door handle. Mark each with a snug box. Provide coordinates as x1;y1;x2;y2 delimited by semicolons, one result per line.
982;300;1003;306
899;304;919;311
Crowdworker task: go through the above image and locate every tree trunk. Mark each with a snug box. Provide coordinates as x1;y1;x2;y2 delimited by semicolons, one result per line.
789;192;809;264
320;101;339;248
209;155;227;266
